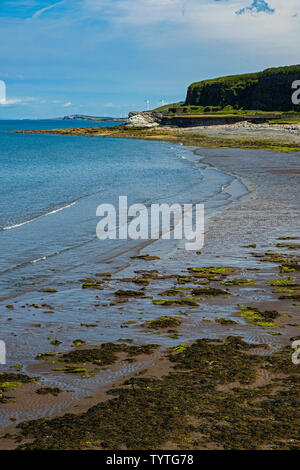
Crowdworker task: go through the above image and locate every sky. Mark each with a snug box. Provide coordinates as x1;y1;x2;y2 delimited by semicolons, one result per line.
0;0;299;118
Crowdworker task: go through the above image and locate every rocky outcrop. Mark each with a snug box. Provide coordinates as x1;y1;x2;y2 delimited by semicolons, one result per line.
126;112;163;127
185;65;300;112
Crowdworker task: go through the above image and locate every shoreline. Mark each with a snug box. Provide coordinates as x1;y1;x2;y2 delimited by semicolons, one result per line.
0;133;299;449
13;122;300;153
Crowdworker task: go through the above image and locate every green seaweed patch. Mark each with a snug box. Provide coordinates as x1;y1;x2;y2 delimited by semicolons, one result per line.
82;280;103;289
36;387;62;397
0;373;39;403
276;243;300;250
191;287;229;296
59;343;159;368
0;381;22;390
273;288;297;293
134;270;159;279
188;267;235;277
41;288;57;293
280;261;300;273
73;339;86;347
252;252;288;263
15;336;299;450
173;344;187;352
239;307;280;327
215;318;237;325
131;254;160;261
153;298;199;306
159;289;182;297
279;293;300;301
132;278;150;285
115;289;146;298
267;277;297;287
143;316;182;330
35;352;57;360
64;367;88;374
278;236;299;241
222;278;255;286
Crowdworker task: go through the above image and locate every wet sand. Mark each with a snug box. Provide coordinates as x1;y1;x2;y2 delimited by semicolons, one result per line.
0;139;299;449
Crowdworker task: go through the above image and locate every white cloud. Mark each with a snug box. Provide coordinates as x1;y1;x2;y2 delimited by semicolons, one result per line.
81;0;300;57
0;95;45;106
0;98;22;106
32;1;65;19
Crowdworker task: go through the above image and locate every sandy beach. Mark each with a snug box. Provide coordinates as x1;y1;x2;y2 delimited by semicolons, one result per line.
0;125;299;449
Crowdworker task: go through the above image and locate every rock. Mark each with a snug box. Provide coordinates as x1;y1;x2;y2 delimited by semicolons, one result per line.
126;112;163;128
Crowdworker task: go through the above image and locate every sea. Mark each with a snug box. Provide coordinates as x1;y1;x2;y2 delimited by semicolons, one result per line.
0;119;241;301
0;119;251;423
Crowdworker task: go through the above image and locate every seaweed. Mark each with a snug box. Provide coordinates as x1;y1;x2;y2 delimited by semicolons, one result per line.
279;294;300;301
0;373;39;403
153;298;199;306
82;280;103;290
142;316;182;330
14;337;299;450
72;339;86;347
132;278;150;285
276;243;300;250
239;307;280;327
280;261;300;273
252;252;288;263
267;277;297;287
36;387;62;397
57;343;158;367
222;278;255;286
114;290;146;298
131;254;160;261
191;287;229;296
188;267;235;277
215;318;237;325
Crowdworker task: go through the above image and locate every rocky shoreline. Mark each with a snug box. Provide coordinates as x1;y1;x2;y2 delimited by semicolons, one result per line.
0;137;299;449
14;116;300;153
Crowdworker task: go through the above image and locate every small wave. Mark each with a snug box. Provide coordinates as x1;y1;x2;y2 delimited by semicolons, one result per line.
0;237;96;276
1;201;77;231
31;256;47;264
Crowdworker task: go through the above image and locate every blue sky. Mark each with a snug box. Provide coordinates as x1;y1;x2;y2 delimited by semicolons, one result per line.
0;0;299;118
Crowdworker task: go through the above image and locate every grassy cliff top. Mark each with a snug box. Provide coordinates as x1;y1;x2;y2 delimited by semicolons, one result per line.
188;65;300;89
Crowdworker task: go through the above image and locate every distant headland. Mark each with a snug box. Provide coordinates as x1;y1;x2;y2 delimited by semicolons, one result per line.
53;114;124;122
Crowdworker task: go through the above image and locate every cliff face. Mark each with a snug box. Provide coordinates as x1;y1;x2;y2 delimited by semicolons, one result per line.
185;65;300;111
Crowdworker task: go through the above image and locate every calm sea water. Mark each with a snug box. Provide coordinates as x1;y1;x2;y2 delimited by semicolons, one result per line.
0;120;235;300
